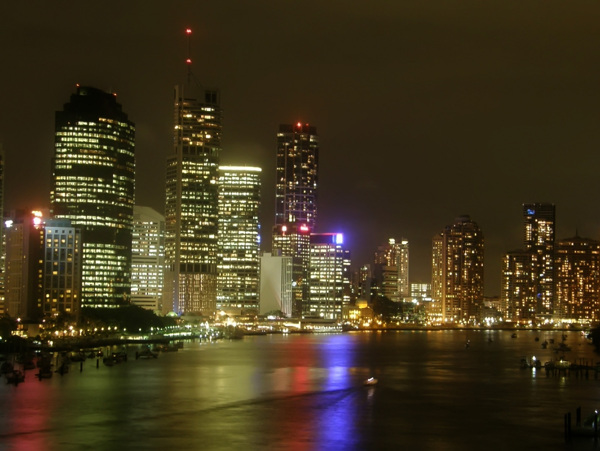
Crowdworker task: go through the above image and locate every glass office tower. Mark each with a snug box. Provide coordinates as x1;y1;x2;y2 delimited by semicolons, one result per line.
217;166;261;314
51;86;135;308
164;85;222;315
272;123;318;317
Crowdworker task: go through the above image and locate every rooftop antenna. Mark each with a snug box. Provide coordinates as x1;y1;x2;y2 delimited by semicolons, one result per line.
185;28;193;85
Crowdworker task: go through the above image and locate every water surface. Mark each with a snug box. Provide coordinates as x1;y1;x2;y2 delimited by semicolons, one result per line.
0;330;598;450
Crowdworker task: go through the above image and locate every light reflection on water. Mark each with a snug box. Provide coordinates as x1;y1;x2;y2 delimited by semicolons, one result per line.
0;330;598;450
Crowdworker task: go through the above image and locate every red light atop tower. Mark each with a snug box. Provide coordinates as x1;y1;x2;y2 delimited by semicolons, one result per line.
186;28;192;35
186;58;192;64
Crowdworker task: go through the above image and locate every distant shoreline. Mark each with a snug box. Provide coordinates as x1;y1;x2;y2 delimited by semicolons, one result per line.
1;325;592;355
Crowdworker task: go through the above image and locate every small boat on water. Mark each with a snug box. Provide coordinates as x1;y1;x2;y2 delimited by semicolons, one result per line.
155;344;179;352
136;347;158;359
555;342;571;352
364;377;378;386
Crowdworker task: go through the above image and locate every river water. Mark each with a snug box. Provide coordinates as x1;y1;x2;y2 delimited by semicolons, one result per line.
0;330;599;450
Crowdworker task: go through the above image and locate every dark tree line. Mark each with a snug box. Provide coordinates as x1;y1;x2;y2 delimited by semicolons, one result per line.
81;305;176;333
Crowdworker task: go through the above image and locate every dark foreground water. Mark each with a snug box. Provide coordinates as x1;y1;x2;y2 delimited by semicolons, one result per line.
0;330;599;451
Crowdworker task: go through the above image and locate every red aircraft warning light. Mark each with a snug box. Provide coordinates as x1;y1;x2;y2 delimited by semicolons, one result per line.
186;28;192;35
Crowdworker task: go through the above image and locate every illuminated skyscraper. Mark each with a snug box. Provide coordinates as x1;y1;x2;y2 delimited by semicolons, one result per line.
432;216;484;324
306;233;350;320
502;250;536;323
4;211;45;321
42;218;83;321
555;235;600;324
131;206;165;313
217;166;261;314
4;212;82;323
51;86;135;308
272;123;318;317
164;85;221;315
523;203;555;318
272;223;311;317
275;123;318;228
373;238;409;302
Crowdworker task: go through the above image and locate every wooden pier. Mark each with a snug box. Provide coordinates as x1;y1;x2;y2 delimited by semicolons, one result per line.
564;407;599;443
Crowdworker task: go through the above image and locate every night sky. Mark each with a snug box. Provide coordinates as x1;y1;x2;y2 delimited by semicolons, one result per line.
1;2;600;296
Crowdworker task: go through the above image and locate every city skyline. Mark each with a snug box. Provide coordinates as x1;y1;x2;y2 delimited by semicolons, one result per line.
1;2;600;296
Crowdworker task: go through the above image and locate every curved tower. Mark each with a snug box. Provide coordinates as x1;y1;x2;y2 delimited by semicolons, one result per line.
51;85;135;308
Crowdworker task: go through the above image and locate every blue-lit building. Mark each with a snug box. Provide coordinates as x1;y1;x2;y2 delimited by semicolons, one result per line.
305;233;351;320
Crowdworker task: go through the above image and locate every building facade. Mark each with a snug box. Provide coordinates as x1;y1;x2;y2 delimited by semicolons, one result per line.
164;85;222;315
4;212;44;321
42;218;83;321
272;223;311;317
523;203;555;318
305;233;350;320
217;166;261;314
555;235;600;324
51;86;135;308
373;238;409;302
4;212;82;323
272;122;319;317
274;123;318;229
432;215;484;324
259;252;293;317
131;206;165;313
501;250;536;323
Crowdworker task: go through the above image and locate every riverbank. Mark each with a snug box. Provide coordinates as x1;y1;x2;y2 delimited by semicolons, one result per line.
1;323;595;355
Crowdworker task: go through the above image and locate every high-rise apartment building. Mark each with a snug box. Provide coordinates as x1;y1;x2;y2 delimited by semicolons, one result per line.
502;250;536;323
131;206;165;313
164;85;222;315
373;238;409;302
523;203;555;318
272;123;319;317
555;235;600;324
432;216;484;324
51;86;135;308
305;233;350;320
217;166;261;314
353;264;373;302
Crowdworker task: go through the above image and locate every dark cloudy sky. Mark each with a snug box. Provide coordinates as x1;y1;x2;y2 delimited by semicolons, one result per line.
1;1;600;296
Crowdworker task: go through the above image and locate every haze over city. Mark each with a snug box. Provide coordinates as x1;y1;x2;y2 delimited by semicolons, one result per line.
1;1;599;296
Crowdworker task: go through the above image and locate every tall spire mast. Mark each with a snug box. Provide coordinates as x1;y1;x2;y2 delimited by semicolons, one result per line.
185;28;192;85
